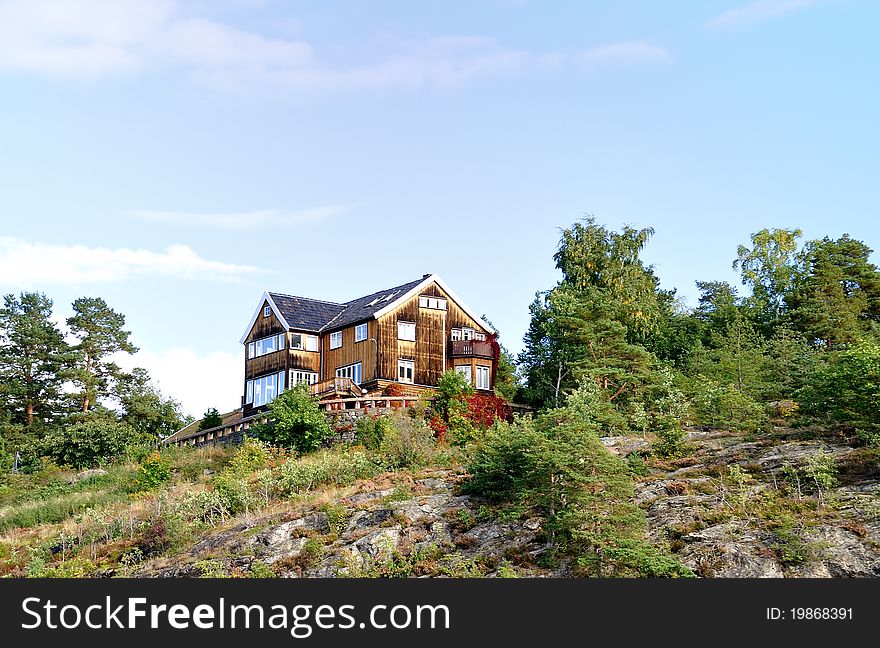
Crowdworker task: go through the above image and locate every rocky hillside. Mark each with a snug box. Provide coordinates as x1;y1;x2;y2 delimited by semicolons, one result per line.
129;427;879;579
605;428;880;577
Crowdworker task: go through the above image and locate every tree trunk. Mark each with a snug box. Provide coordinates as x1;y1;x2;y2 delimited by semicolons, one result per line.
26;402;34;426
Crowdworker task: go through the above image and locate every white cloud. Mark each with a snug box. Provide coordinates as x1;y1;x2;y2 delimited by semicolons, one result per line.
707;0;820;28
0;0;535;91
580;41;670;66
115;347;242;418
128;204;350;230
0;237;262;286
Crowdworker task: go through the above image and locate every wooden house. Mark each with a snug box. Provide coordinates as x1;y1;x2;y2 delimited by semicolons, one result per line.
239;274;497;416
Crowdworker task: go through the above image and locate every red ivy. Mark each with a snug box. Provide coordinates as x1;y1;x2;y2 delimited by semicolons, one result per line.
384;383;406;397
465;394;511;429
429;416;448;443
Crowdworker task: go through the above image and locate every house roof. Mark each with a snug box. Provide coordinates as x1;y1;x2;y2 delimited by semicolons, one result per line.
240;274;495;344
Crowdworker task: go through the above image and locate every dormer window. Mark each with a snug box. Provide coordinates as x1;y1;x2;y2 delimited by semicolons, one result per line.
263;305;271;318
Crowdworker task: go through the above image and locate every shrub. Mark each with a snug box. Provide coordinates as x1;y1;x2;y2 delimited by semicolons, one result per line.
355;416;395;451
254;383;332;453
42;418;145;469
798;338;880;437
376;414;439;469
198;408;224;431
276;448;378;496
137;452;171;490
465;394;510;429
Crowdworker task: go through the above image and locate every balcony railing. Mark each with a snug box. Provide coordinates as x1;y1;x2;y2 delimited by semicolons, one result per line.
448;339;494;358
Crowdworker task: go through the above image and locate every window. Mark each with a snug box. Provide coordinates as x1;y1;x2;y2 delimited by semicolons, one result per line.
290;333;317;351
475;332;486;341
355;323;368;342
330;331;342;349
398;321;416;341
455;365;471;384
249;333;285;358
476;365;490;390
450;328;461;341
462;328;475;341
245;371;286;407
290;370;318;386
336;362;362;384
263;305;271;318
397;359;414;384
419;295;448;310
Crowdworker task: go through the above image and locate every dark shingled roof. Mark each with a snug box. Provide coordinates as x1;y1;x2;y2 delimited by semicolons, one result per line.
269;276;428;333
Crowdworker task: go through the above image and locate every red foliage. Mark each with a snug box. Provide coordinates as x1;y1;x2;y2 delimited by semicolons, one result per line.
429;416;448;443
384;383;406;397
466;394;511;428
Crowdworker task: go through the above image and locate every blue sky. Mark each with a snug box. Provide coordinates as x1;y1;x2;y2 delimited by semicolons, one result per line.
0;0;878;416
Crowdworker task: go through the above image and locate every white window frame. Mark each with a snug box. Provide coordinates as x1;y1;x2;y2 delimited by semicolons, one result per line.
419;295;448;310
263;305;271;318
419;296;429;308
330;331;343;349
475;332;486;341
335;362;363;385
290;370;318;386
450;328;461;341
304;334;319;352
455;365;472;385
398;321;416;341
249;333;284;358
246;370;286;407
475;365;491;390
355;323;368;343
462;328;475;341
397;359;414;384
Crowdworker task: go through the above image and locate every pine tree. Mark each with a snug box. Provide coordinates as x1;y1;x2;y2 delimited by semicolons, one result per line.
67;297;138;412
0;292;74;428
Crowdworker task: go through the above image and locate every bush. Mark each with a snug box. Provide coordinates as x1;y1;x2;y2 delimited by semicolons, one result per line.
41;418;145;469
797;338;880;436
254;383;332;453
137;452;171;490
355;416;396;451
276;448;378;496
376;414;439;469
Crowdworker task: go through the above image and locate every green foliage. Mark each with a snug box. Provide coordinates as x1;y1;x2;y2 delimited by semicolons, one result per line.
803;451;838;506
376;413;439;469
0;292;75;427
434;370;473;419
275;448;378;496
355;415;395;451
797;338;880;435
463;405;691;577
786;235;880;349
198;408;223;431
734;227;803;324
118;368;188;440
66;296;138;413
42;416;145;469
254;383;332;453
137;452;171;490
690;378;768;433
643;368;691;458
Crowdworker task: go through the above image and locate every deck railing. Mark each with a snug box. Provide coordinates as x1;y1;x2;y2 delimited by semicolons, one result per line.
448;339;494;358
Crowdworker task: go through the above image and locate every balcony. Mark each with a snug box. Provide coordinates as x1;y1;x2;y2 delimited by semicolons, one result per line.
448;339;494;359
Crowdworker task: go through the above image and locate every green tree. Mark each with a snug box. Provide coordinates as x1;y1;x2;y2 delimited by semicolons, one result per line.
0;292;74;427
734;228;803;325
198;407;223;431
786;235;880;348
554;216;662;339
67;297;138;412
118;368;190;440
797;338;880;436
254;383;332;453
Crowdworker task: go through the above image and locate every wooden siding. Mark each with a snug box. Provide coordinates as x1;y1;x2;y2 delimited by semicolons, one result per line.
321;319;379;382
244;301;287;381
376;281;491;387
